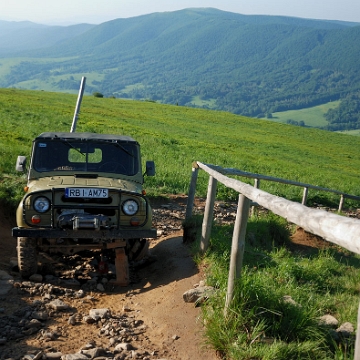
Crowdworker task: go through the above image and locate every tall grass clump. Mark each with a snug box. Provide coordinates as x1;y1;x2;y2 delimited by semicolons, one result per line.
195;212;358;359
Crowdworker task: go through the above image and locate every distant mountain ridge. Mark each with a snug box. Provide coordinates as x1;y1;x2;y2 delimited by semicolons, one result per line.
0;8;359;126
0;8;356;55
0;20;95;53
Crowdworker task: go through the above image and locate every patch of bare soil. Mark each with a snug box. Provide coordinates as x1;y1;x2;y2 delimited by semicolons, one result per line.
291;227;332;250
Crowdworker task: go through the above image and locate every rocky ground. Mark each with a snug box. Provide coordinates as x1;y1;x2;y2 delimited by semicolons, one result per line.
0;195;222;360
0;195;358;360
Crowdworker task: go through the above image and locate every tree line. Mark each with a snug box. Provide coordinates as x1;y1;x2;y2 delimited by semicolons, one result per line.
323;92;360;131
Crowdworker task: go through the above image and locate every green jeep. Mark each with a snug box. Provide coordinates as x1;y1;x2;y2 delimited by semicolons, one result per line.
12;131;156;285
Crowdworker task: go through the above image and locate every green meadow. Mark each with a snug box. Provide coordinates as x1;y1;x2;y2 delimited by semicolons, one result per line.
339;129;360;136
1;89;359;209
266;101;341;128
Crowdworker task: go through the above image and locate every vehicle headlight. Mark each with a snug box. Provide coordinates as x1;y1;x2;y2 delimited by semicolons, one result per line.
122;199;139;216
33;196;50;213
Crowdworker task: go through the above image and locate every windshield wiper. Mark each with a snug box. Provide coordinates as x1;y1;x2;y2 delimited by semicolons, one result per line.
56;136;85;157
111;142;135;157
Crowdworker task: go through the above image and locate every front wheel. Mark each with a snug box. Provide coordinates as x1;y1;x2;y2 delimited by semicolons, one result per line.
17;237;38;278
126;239;149;261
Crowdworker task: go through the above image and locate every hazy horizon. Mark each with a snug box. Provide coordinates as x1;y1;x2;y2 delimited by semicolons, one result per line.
1;1;360;26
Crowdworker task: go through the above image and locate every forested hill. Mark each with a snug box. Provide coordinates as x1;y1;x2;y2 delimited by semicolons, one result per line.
1;8;360;124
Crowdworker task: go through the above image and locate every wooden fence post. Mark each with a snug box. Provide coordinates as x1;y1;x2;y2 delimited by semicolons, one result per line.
338;194;344;212
354;301;360;360
224;194;251;315
200;175;218;253
302;187;308;205
185;164;199;220
251;178;260;216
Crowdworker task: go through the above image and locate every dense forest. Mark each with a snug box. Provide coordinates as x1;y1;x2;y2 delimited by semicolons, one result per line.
323;92;360;130
0;8;360;130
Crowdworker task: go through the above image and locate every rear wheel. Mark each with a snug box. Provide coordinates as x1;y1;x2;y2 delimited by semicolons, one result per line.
17;237;38;278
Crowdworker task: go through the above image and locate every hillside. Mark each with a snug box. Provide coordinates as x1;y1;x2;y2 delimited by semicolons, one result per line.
1;88;360;211
0;8;360;128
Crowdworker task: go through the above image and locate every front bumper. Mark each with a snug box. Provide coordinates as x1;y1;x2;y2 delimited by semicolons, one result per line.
12;227;157;240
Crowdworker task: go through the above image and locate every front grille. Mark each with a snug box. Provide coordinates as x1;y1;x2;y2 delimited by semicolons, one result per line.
22;188;149;229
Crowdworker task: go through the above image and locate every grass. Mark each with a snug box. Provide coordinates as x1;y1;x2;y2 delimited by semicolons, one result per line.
15;72;106;93
266;101;340;128
192;213;359;359
0;57;106;93
1;88;360;210
115;83;145;95
338;129;360;136
190;95;217;108
0;58;24;77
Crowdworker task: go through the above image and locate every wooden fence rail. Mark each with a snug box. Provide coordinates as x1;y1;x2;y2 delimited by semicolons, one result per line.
185;161;360;358
186;162;360;212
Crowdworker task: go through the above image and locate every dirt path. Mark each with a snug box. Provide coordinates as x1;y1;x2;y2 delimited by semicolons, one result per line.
0;200;218;359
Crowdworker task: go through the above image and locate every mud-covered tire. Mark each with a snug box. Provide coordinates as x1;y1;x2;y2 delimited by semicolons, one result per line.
127;239;149;261
17;237;38;278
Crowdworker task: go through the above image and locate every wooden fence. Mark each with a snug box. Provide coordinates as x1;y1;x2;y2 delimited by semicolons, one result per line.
185;161;360;358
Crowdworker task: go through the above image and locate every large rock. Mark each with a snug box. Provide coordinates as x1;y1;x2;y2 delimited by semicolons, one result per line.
80;347;107;358
114;342;134;352
183;286;215;303
337;322;355;337
47;299;70;311
89;308;110;320
319;314;339;328
29;274;43;283
61;354;89;360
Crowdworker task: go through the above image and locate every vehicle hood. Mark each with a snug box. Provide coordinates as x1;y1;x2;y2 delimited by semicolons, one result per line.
27;176;142;194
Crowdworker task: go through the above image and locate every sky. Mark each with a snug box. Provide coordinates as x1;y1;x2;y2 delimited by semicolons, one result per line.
1;0;360;25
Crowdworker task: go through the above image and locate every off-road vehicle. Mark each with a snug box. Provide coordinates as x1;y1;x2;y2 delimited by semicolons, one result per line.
12;81;156;285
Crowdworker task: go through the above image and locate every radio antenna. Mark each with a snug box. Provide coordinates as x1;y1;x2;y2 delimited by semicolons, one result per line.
70;76;86;133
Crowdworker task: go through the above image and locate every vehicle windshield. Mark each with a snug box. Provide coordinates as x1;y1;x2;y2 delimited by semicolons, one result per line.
32;140;139;176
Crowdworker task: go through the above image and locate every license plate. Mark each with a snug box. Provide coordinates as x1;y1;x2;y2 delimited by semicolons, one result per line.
65;188;109;198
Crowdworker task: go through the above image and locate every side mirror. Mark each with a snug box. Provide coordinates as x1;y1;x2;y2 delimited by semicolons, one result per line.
145;161;155;176
16;156;27;172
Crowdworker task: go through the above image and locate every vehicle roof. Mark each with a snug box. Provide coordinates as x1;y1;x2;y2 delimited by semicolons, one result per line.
35;132;138;143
